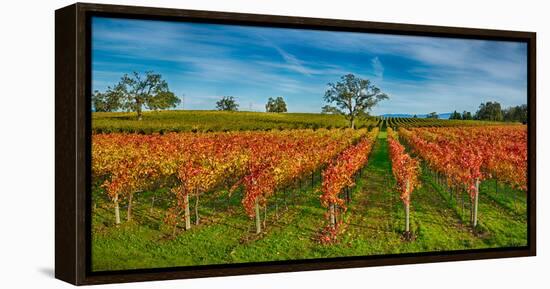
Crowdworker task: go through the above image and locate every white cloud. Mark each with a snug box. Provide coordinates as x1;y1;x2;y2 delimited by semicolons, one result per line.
371;57;384;82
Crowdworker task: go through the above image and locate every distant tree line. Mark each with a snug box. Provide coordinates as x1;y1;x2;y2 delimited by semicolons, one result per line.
449;110;473;120
449;101;527;123
501;104;528;123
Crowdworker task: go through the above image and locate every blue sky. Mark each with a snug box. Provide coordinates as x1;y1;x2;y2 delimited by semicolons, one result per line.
92;17;527;115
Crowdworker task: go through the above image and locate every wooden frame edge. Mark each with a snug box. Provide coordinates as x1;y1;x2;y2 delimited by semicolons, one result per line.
55;3;78;285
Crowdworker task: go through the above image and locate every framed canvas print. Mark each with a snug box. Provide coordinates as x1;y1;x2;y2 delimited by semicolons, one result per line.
55;2;536;285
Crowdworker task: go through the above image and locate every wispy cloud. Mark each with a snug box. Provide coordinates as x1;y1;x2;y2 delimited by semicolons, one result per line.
270;44;313;76
371;57;384;82
91;17;527;114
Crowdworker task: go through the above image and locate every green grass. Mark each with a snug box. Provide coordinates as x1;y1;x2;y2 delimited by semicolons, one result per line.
91;131;527;271
92;110;378;133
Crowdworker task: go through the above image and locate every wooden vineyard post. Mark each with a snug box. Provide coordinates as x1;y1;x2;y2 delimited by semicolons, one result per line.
255;198;261;234
114;194;121;225
275;196;279;219
184;193;191;230
470;198;473;224
405;180;410;235
195;192;200;225
473;178;479;228
461;190;465;218
127;193;133;222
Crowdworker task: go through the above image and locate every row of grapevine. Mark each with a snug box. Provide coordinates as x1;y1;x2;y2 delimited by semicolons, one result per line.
398;125;527;227
379;117;511;130
416;126;527;191
319;128;379;240
387;128;421;238
238;130;369;233
92;129;369;234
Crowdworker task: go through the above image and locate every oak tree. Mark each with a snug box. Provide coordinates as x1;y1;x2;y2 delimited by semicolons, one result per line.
93;71;180;120
323;74;388;129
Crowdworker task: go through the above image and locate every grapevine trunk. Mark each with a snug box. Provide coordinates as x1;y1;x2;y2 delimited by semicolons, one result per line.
184;194;191;230
255;199;261;234
114;195;121;225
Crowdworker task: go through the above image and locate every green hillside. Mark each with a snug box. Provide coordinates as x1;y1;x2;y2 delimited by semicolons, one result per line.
92;110;378;133
92;110;515;134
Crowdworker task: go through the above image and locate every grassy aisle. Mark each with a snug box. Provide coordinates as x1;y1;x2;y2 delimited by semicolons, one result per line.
91;131;527;271
481;180;527;217
340;131;485;254
431;177;528;247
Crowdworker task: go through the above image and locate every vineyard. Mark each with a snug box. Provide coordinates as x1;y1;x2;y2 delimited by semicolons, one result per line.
91;120;528;271
398;126;527;227
92;110;379;133
91;110;511;133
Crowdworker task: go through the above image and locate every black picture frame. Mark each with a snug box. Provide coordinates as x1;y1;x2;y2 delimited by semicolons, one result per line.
55;2;536;285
